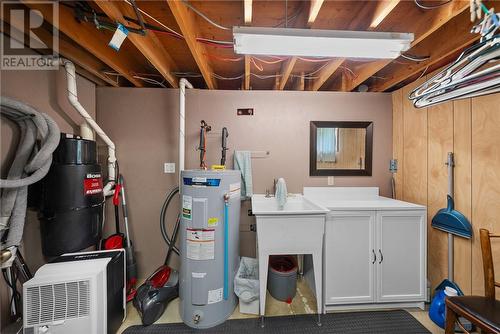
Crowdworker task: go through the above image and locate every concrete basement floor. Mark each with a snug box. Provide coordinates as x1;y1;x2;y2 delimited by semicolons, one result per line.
118;278;444;334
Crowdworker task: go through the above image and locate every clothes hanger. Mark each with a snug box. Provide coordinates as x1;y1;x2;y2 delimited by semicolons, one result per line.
409;5;500;108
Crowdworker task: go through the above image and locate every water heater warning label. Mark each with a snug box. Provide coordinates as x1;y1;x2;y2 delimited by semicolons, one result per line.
182;195;192;220
208;288;223;304
186;228;215;260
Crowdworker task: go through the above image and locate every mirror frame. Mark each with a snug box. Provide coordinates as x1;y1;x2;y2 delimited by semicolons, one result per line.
310;121;373;176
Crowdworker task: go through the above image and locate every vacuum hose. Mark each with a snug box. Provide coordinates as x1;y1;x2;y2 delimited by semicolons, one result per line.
160;186;181;263
0;97;60;267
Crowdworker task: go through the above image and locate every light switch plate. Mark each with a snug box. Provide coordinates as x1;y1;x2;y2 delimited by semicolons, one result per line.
164;162;175;174
327;176;335;186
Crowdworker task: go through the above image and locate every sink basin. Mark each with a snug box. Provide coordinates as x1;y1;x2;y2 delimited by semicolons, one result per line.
251;194;329;215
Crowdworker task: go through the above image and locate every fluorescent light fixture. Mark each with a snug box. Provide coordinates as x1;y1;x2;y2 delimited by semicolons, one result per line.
233;27;414;59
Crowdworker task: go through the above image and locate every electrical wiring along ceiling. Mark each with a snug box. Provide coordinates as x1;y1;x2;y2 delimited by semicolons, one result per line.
53;1;483;91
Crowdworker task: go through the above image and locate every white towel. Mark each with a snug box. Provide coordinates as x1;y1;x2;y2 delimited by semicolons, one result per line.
234;151;253;199
275;178;287;208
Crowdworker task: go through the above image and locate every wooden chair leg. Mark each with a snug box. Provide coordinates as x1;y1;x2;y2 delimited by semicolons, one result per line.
445;305;458;334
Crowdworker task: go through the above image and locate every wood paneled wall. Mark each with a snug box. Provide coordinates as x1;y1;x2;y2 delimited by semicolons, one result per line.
393;83;500;297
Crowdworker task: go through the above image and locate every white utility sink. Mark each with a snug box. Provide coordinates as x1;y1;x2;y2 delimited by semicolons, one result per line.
251;193;328;321
251;194;329;215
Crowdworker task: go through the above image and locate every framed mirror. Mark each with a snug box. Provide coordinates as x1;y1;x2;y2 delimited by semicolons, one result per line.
310;121;373;176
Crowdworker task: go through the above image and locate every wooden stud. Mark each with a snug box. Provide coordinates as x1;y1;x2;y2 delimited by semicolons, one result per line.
308;0;325;26
244;55;250;90
294;72;305;91
167;1;217;89
22;1;143;87
94;1;178;88
348;1;470;92
278;57;297;90
244;0;252;24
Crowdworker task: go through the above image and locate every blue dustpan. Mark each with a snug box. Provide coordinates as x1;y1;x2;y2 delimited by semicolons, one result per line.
431;195;472;239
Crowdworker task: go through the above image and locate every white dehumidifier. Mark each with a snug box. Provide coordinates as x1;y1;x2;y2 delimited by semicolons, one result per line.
23;249;126;334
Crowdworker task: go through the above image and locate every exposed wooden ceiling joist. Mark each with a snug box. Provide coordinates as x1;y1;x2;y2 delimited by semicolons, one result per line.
369;0;401;29
342;0;471;92
310;0;401;91
1;12;119;87
244;55;250;90
244;0;252;24
167;1;217;89
94;0;178;88
370;9;479;92
278;0;323;90
22;1;143;87
278;57;297;90
308;0;325;26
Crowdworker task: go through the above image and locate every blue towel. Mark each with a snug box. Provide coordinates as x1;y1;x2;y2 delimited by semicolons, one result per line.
234;151;253;199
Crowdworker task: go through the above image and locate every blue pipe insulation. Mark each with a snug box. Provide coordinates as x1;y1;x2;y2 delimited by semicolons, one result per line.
223;200;229;300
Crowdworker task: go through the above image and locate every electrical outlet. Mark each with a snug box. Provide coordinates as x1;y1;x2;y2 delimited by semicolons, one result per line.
328;176;335;186
164;162;175;174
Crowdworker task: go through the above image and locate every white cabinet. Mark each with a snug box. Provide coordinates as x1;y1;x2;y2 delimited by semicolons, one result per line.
325;211;376;304
325;210;426;308
376;211;426;302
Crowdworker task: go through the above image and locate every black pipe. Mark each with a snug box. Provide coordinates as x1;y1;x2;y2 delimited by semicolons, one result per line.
221;127;228;166
198;120;211;168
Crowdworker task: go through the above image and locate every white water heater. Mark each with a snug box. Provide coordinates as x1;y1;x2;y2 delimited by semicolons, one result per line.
179;169;241;328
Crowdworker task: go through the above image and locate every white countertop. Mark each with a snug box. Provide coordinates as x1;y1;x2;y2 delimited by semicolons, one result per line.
303;187;426;211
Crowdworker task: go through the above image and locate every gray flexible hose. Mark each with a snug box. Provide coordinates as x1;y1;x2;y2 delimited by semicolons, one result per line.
1;96;60;267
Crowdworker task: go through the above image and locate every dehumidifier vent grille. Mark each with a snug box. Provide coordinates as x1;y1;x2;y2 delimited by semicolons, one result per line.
25;280;90;326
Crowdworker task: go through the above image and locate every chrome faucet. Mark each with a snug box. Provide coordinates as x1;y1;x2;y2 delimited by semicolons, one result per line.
265;179;278;198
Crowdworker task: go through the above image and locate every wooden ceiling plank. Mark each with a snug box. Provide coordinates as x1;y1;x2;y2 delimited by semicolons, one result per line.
371;11;479;92
308;0;325;26
244;55;250;90
22;1;143;87
343;0;470;92
278;57;297;90
167;1;217;89
94;1;178;88
314;0;401;91
244;0;252;24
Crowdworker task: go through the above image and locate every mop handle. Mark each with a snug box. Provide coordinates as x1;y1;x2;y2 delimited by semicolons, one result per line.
446;152;455;281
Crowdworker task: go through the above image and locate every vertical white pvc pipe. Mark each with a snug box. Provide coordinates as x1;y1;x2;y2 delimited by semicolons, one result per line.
60;58;116;196
179;78;193;184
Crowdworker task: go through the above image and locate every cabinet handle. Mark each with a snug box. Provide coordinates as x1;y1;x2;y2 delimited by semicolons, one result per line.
372;249;376;264
379;249;383;264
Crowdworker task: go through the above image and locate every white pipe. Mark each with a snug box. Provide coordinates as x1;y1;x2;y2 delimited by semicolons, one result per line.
60;59;116;196
179;78;193;183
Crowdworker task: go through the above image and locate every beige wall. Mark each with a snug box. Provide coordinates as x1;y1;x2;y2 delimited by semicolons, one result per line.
393;81;500;298
96;88;393;278
0;66;96;329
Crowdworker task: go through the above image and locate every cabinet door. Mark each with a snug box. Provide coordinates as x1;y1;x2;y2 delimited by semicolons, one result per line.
376;210;426;302
325;211;376;305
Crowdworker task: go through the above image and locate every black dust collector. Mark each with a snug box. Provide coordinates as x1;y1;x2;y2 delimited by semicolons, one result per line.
39;133;104;256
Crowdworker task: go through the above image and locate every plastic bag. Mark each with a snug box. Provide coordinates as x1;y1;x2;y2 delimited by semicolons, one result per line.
234;257;259;302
